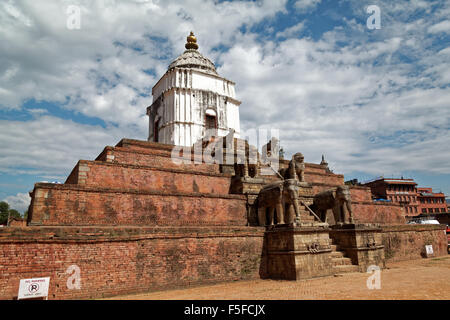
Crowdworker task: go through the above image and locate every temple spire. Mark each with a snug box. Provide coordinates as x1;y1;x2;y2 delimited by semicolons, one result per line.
185;31;199;50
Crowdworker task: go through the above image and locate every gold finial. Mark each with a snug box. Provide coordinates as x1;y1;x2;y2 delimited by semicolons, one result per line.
185;31;199;50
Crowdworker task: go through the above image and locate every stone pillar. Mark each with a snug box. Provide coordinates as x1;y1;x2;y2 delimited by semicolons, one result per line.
264;224;333;280
329;224;385;272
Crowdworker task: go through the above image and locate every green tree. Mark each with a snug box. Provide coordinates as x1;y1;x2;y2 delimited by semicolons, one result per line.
0;201;10;225
8;209;21;220
0;201;23;225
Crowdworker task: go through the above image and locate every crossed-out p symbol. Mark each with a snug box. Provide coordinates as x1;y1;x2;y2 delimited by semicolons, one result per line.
28;283;39;293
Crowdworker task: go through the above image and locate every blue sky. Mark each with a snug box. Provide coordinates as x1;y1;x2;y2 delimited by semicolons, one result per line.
1;0;449;212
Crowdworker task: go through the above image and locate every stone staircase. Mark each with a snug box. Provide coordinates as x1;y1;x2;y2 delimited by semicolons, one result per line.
298;204;316;223
329;239;359;274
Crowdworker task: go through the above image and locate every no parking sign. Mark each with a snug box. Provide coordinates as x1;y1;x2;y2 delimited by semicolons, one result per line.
17;277;50;300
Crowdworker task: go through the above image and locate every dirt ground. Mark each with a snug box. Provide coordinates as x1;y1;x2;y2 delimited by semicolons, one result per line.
105;256;450;300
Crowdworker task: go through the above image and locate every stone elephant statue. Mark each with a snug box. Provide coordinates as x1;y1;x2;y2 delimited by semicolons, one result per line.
257;179;301;226
312;185;354;225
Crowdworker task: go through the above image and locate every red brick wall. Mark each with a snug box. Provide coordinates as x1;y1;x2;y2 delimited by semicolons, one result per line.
352;203;406;225
350;186;372;202
96;147;221;174
8;220;26;227
1;225;446;300
306;172;343;188
28;184;247;226
381;225;447;261
278;160;344;190
349;186;406;225
72;161;231;194
0;226;265;300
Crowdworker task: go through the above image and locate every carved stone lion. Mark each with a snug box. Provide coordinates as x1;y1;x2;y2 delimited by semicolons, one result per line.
279;152;305;182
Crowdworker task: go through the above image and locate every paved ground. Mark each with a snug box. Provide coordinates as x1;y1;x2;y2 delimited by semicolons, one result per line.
106;256;450;300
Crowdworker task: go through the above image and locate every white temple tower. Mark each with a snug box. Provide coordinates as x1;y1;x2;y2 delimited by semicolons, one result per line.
147;32;241;146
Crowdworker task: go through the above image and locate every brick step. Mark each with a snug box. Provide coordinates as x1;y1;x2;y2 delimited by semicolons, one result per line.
333;264;359;274
332;257;353;266
330;251;345;258
95;146;222;175
330;244;343;251
66;160;233;195
299;215;316;222
28;183;248;227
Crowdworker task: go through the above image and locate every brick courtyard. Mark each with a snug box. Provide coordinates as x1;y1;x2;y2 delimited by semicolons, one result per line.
107;256;450;300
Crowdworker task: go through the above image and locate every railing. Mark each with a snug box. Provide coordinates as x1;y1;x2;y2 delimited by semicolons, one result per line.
300;200;322;222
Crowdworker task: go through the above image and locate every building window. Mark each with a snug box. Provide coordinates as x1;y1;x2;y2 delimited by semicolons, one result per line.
422;209;426;213
205;111;217;138
205;115;216;130
441;208;446;212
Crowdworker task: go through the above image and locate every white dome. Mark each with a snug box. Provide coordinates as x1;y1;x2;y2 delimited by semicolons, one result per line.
168;49;218;76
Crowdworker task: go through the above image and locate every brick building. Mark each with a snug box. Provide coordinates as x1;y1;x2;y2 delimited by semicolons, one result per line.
417;187;447;214
362;177;419;216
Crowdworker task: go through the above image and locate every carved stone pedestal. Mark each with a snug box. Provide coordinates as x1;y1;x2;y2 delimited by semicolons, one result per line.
329;223;385;272
265;224;333;280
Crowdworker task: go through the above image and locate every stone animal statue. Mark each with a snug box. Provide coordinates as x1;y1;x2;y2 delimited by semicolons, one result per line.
257;179;301;226
312;185;354;225
279;153;305;182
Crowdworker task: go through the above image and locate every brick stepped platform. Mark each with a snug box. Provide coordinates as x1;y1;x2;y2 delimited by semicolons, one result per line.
28;139;345;227
29;139;247;227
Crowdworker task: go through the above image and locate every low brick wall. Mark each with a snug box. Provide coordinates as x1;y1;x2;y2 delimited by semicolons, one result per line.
28;184;247;226
352;202;406;225
97;146;222;174
0;226;265;300
381;224;447;262
0;224;446;300
305;172;344;187
350;186;373;202
349;186;406;225
67;160;232;194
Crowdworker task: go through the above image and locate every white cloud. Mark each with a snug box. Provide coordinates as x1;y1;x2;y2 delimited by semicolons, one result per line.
276;22;305;38
2;193;30;214
217;6;450;177
428;20;450;34
0;0;288;123
1;0;450;195
0;115;135;176
294;0;321;12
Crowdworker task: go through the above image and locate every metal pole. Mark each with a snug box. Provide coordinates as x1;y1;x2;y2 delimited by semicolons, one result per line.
7;210;11;227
